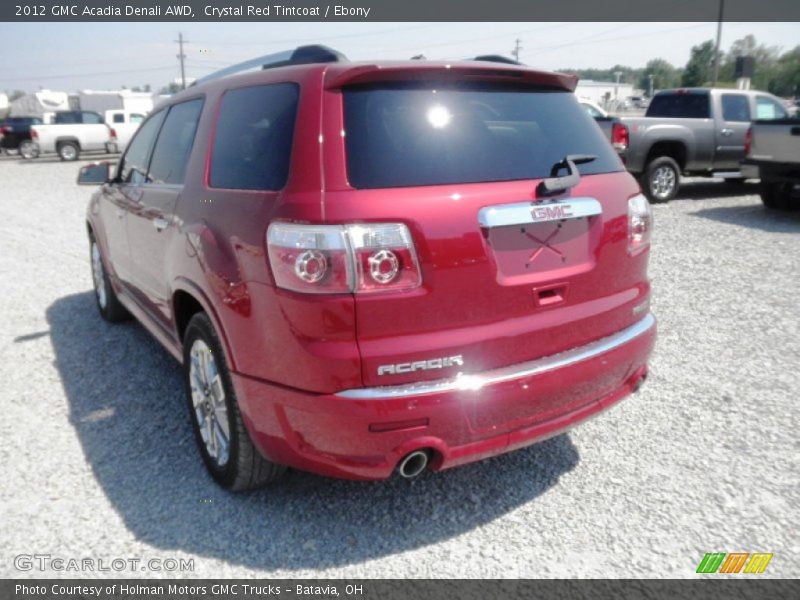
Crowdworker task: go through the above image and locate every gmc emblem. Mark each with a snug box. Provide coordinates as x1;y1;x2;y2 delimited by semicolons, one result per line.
531;204;573;222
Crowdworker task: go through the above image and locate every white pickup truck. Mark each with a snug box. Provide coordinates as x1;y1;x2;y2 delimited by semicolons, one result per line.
29;111;111;161
104;109;146;154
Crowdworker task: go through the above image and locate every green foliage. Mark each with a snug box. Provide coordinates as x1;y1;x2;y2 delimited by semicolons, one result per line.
639;59;681;95
682;40;716;87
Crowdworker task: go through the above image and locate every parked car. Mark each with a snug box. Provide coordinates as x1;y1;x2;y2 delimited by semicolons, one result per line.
30;110;111;161
622;88;790;201
0;116;43;158
741;118;800;210
104;109;147;154
579;99;629;156
78;45;656;490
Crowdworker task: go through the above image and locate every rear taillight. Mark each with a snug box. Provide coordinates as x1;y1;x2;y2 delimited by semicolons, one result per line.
109;127;118;140
611;122;629;151
267;223;421;295
744;126;752;156
627;193;653;256
30;129;38;139
0;126;9;135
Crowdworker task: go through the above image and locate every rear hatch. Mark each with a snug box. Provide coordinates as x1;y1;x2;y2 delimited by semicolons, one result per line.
324;76;650;420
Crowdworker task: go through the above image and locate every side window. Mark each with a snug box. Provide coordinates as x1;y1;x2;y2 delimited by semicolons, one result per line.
130;114;145;124
148;98;204;185
82;112;103;124
118;110;166;184
755;96;788;120
209;83;299;191
112;114;125;124
721;94;750;122
582;104;602;118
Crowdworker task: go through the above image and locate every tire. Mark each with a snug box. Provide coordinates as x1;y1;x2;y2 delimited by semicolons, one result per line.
183;312;286;491
19;140;38;160
57;141;79;161
760;181;798;211
89;234;130;322
642;156;681;203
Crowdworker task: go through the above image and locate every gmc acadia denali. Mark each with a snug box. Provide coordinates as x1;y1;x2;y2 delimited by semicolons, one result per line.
78;46;656;490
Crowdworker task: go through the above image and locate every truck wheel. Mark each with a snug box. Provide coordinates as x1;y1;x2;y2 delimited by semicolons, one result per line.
19;141;39;160
58;141;79;161
89;235;130;322
642;156;680;203
760;182;798;211
183;312;286;491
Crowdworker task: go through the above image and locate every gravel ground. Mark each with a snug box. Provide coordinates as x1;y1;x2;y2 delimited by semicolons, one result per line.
1;157;798;579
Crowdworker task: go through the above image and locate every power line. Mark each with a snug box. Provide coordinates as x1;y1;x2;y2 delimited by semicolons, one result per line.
0;65;176;84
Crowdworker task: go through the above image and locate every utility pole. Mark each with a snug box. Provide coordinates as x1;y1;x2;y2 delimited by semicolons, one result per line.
512;39;522;63
176;32;187;90
712;0;724;87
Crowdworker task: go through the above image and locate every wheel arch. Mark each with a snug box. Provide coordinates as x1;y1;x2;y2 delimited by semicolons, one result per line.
55;136;81;149
645;140;687;171
172;280;237;371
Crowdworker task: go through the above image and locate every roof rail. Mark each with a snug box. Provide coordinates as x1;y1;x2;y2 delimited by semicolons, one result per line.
193;45;347;87
469;55;523;66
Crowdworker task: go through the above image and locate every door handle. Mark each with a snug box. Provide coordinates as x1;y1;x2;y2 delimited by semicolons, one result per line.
153;217;170;231
720;128;734;137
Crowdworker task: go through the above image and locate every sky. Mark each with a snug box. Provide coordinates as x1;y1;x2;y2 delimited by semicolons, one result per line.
0;21;798;93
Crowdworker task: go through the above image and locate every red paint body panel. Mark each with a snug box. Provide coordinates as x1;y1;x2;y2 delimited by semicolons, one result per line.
86;59;656;480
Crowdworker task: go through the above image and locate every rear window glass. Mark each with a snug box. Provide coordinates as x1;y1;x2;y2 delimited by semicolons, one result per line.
343;84;622;189
209;83;299;191
646;93;710;118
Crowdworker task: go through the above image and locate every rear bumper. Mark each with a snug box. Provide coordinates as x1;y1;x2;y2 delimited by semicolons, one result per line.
232;313;656;480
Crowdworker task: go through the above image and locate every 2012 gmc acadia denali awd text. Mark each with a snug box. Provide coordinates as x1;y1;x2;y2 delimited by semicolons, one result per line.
78;46;656;490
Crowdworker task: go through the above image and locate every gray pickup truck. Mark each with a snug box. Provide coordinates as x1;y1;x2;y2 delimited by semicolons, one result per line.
622;88;790;202
742;119;800;210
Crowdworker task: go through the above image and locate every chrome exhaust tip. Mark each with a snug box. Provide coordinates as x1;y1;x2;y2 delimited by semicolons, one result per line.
398;450;430;479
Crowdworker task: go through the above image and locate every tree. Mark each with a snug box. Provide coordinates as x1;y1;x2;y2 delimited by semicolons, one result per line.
682;40;716;87
8;90;25;101
639;59;680;95
158;82;181;95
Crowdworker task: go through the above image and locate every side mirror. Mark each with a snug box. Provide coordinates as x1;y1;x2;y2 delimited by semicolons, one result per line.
77;162;113;185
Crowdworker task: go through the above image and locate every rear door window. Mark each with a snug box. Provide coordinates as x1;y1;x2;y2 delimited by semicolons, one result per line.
148;98;204;185
209;83;299;191
646;93;710;118
721;94;751;122
343;84;622;189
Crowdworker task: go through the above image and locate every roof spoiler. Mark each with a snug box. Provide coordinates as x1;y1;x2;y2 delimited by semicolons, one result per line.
193;45;347;87
469;55;523;66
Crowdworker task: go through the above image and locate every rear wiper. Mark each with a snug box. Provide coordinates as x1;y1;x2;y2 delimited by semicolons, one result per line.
537;154;597;196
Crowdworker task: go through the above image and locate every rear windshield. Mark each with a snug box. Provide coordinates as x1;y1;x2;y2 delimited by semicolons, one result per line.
343;84;622;189
646;92;710;119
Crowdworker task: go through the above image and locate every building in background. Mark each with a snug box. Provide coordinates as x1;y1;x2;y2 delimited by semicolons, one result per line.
0;93;9;118
575;79;637;110
9;90;74;118
77;89;154;116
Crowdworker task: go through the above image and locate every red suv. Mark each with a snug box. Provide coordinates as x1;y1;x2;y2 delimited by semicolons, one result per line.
79;46;656;490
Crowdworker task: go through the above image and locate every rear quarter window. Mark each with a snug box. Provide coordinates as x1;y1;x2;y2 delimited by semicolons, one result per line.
209;83;299;191
343;84;622;189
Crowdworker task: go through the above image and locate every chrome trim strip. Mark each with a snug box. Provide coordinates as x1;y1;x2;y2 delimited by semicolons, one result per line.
477;197;602;228
336;313;655;400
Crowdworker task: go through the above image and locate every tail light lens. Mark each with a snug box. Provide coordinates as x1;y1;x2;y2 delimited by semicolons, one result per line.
628;193;653;256
0;126;9;135
744;126;752;156
30;128;38;139
267;223;421;295
109;127;118;140
611;122;629;151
